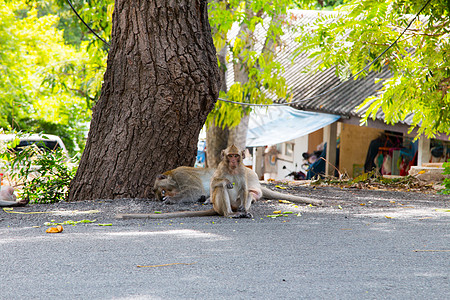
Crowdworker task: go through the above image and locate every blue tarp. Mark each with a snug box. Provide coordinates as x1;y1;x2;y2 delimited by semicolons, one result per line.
246;106;340;147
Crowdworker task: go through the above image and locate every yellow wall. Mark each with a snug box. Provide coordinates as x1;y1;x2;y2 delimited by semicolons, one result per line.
308;128;323;153
339;123;383;178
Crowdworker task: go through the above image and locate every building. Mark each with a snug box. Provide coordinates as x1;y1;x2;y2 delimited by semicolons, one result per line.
230;10;449;180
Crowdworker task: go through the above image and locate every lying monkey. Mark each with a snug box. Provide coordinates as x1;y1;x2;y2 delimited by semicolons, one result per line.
153;166;215;204
117;146;323;219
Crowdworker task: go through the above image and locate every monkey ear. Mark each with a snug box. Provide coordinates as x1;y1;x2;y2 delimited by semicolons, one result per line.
221;149;226;159
241;150;246;159
157;174;167;180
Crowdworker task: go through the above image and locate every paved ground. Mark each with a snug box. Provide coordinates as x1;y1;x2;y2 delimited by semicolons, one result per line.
1;185;449;299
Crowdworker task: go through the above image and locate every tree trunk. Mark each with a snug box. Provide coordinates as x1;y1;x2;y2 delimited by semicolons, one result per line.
69;0;220;201
228;113;249;150
206;45;229;168
206;123;229;168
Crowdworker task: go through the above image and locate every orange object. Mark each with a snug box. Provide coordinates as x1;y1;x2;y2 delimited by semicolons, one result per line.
46;225;63;233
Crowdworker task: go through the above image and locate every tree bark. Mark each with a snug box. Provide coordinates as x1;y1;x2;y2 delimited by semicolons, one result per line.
227;113;249;151
206;122;229;168
206;45;229;168
69;0;220;201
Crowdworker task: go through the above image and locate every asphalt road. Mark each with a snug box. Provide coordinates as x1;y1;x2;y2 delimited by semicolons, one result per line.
1;187;449;299
0;187;450;299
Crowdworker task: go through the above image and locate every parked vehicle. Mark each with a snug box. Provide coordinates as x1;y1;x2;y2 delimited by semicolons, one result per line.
0;134;67;153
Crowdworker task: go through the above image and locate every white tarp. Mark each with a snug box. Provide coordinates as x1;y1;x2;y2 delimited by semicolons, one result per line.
246;106;340;147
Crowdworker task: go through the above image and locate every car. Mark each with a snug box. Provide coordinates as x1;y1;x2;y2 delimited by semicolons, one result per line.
0;133;67;153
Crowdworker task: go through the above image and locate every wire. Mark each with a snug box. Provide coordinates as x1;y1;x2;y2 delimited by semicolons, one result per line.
66;0;110;48
218;97;288;106
218;0;433;107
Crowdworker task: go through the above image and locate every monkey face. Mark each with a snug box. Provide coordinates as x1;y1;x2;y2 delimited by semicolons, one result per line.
227;153;241;169
153;175;179;201
153;186;179;201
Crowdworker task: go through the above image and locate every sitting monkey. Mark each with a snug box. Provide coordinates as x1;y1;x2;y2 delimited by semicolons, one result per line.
209;144;253;218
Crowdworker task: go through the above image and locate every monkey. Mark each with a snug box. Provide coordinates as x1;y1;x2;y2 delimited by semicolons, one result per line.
153;166;215;204
118;145;252;220
117;146;323;220
209;144;253;218
0;186;29;207
152;166;322;206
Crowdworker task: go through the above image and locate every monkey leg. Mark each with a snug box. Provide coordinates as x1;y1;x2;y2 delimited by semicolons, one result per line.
236;190;251;212
231;192;253;218
212;187;233;217
249;189;262;203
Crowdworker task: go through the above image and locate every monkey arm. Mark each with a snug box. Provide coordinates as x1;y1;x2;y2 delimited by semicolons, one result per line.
211;177;233;190
162;185;207;204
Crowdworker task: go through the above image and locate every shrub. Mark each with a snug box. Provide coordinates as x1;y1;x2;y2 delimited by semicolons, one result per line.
441;161;450;195
1;142;78;204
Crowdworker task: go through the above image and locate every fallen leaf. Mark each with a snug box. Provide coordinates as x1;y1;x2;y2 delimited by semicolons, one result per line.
385;216;393;219
46;225;63;233
267;214;283;218
275;185;287;189
278;200;292;204
273;210;282;214
45;219;97;226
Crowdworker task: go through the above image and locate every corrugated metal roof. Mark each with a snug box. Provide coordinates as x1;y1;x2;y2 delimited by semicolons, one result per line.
225;10;413;126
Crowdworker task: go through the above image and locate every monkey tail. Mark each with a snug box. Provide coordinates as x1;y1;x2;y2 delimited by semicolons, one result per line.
116;209;218;219
261;187;324;206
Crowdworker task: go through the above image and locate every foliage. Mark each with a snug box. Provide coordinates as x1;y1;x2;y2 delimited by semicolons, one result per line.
206;0;346;129
295;0;344;10
0;0;108;154
441;161;450;194
0;137;78;203
312;171;435;192
206;0;298;128
295;0;450;138
0;0;349;153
